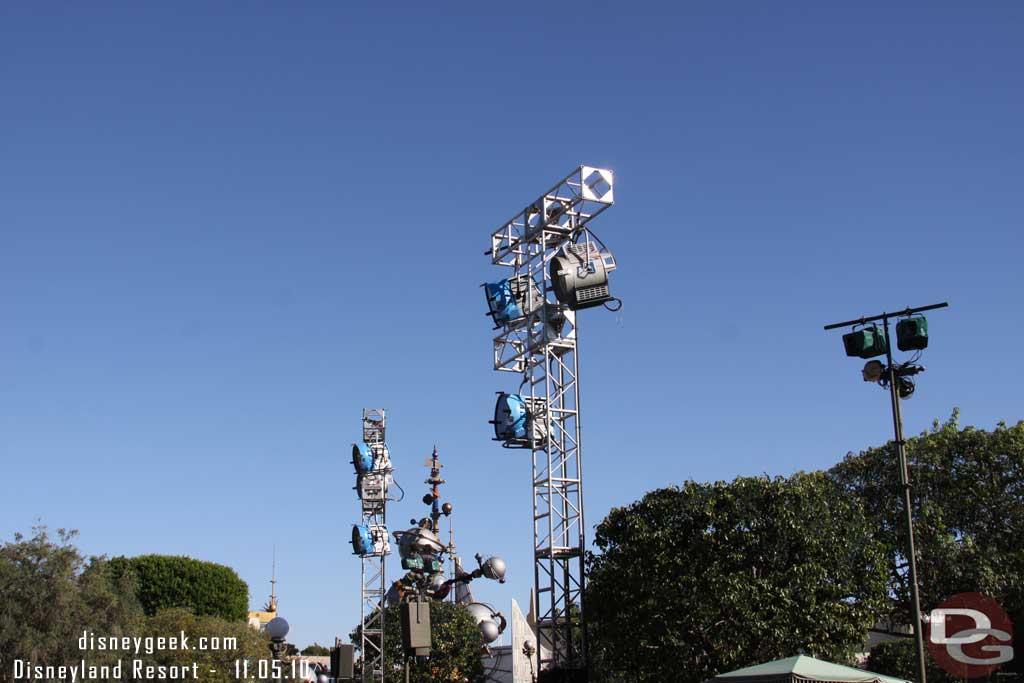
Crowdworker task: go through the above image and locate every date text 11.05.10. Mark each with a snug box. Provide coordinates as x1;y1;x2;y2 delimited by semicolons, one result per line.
234;659;312;680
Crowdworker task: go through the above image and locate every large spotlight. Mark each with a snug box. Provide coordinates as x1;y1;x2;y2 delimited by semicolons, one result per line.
351;524;390;556
484;275;542;327
492;393;529;441
842;326;888;358
897;316;929;351
862;360;886;382
483;280;523;325
550;239;617;310
352;443;374;474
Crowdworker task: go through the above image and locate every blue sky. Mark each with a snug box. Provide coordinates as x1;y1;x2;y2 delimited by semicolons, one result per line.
2;2;1021;648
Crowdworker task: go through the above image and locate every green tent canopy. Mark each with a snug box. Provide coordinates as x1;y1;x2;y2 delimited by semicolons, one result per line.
706;655;910;683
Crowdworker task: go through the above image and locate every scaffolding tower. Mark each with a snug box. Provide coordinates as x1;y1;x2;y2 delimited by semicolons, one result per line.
358;408;390;683
487;166;615;678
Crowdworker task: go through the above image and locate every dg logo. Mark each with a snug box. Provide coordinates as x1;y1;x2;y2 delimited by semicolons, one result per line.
927;592;1014;678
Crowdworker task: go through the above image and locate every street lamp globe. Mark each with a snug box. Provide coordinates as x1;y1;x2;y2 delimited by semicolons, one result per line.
266;617;289;642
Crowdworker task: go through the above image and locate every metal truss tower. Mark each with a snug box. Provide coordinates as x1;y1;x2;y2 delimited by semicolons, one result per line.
488;166;615;677
358;408;390;683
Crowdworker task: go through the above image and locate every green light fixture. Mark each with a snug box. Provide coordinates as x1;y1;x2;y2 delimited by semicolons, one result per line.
843;326;888;358
897;316;929;351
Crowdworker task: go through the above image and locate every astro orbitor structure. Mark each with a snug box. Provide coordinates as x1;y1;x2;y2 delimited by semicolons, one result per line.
484;166;618;678
349;408;394;683
389;447;509;650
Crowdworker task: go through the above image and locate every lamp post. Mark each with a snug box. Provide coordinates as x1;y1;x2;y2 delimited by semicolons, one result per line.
824;301;948;683
266;616;290;682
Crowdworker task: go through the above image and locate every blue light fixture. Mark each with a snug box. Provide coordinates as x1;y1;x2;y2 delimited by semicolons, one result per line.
351;525;374;556
483;280;524;326
492;393;529;441
352;444;374;474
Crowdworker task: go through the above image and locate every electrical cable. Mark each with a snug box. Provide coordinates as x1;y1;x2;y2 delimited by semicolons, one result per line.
603;297;623;312
390;475;406;502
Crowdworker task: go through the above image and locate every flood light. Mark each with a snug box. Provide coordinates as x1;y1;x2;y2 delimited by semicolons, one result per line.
550;241;617;310
352;524;390;556
352;525;373;556
842;326;888;358
897;316;929;351
352;443;374;474
484;280;524;325
862;360;886;382
492;393;529;441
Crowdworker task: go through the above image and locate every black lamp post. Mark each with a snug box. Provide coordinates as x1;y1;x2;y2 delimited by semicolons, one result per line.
266;616;290;681
824;301;948;683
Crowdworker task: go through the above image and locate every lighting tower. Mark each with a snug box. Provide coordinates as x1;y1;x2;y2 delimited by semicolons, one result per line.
351;408;393;683
485;166;617;679
824;301;948;683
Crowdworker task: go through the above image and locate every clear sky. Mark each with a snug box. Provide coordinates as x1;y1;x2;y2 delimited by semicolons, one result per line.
2;1;1021;649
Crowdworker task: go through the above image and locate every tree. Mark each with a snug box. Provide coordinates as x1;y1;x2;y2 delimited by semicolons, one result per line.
135;607;273;683
356;599;484;683
585;472;889;683
108;554;249;621
830;412;1024;679
0;527;143;683
0;527;283;683
301;643;330;656
867;639;949;683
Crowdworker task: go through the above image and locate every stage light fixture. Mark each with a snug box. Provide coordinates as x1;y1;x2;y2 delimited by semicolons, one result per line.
897;316;929;351
862;360;886;382
484;280;523;325
352;525;373;556
492;392;529;441
842;325;888;358
351;524;390;557
484;275;542;327
352;443;374;474
550;240;618;310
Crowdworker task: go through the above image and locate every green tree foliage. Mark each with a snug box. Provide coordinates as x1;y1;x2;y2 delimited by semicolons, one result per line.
109;554;249;622
830;412;1024;679
131;607;272;683
301;643;330;656
1;527;275;683
866;639;949;683
359;599;484;683
0;527;143;683
585;472;889;683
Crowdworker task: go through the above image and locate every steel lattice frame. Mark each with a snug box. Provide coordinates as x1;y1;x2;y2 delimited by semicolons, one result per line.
359;409;388;683
488;166;614;675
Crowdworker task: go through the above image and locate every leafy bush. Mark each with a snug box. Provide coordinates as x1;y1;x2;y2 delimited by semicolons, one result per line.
109;554;249;622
